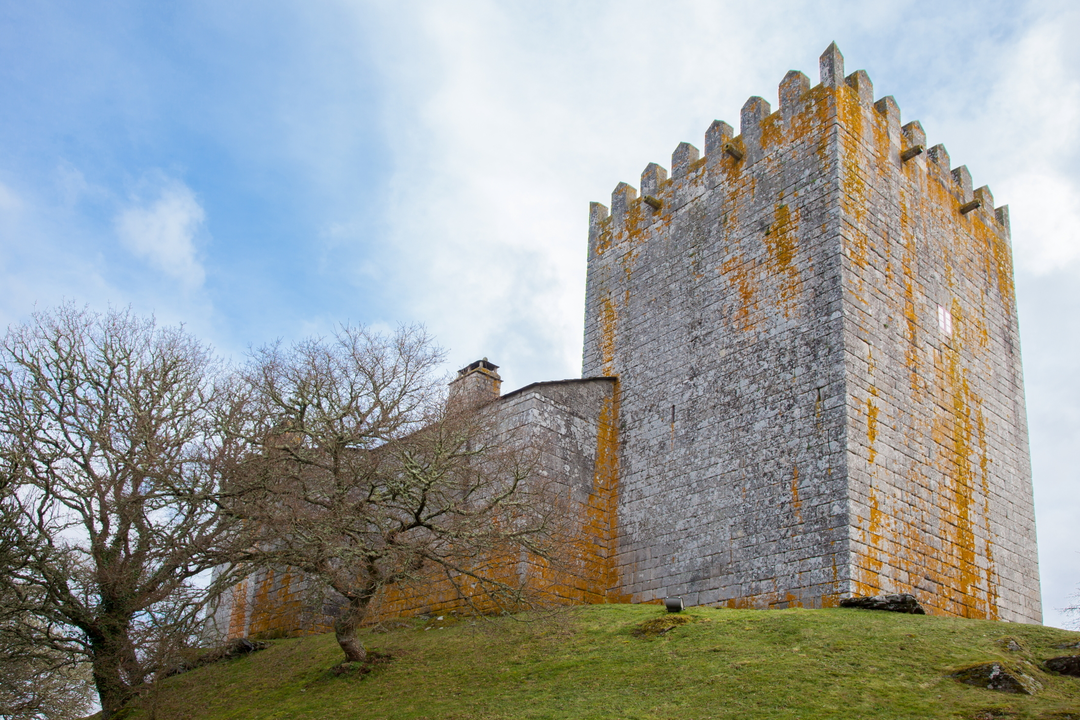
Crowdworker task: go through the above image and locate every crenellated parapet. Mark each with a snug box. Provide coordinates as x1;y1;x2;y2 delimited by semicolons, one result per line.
589;42;1010;253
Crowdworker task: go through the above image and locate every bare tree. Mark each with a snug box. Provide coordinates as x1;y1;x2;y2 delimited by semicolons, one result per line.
227;325;560;664
0;305;247;718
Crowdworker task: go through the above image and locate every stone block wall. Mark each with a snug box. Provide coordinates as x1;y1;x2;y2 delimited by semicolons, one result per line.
497;378;623;603
582;51;854;611
582;43;1040;621
827;49;1039;622
213;43;1041;638
208;565;334;640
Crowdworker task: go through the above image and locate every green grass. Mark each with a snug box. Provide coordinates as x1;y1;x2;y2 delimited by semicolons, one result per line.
128;605;1079;719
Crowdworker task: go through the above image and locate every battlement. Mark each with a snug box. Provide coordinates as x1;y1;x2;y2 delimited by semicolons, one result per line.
590;42;1009;252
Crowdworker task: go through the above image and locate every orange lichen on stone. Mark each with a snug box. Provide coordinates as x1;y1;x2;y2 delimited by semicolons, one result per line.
720;255;758;331
227;579;248;638
790;463;803;524
838;89;869;271
594;217;612;255
766;202;801;312
760;112;783;150
599;295;618;376
866;396;879;464
589;387;629;602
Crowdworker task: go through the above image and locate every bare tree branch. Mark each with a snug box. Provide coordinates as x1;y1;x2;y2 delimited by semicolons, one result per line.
224;325;563;663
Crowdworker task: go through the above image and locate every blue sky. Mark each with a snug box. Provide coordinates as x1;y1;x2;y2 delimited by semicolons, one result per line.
1;0;1077;628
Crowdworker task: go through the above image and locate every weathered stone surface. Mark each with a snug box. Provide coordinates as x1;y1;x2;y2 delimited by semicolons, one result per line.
951;662;1042;694
1054;639;1080;650
1044;655;1080;677
582;42;1040;622
840;594;926;614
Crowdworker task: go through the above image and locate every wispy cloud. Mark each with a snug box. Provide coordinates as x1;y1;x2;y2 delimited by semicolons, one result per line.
990;10;1080;274
1006;171;1080;273
0;181;21;212
115;178;207;289
346;0;831;387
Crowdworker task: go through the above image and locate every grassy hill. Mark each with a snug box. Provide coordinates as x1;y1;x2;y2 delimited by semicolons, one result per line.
126;604;1078;719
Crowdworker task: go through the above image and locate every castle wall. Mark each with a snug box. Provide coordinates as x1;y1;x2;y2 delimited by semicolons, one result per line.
208;565;335;640
826;55;1040;622
582;66;854;609
210;378;618;640
213;43;1040;636
497;378;623;602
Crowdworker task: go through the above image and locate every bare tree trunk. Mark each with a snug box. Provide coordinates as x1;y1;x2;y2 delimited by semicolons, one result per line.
89;629;136;719
333;594;372;663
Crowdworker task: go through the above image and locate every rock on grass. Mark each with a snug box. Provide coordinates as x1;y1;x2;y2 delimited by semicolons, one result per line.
951;662;1042;695
1044;656;1080;677
839;594;926;614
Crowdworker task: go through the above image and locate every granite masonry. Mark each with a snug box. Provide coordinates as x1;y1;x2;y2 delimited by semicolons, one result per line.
213;43;1040;638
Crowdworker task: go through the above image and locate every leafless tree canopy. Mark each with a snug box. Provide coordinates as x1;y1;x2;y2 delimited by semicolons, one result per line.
0;603;92;720
227;325;561;663
0;305;246;718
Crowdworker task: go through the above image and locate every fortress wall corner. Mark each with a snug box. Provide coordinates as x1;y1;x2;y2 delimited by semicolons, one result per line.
832;71;1040;622
582;71;855;610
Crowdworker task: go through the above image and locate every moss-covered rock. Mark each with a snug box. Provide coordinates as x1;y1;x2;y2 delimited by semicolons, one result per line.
951;662;1042;695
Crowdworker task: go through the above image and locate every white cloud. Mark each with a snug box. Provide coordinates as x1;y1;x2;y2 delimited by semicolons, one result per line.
115;179;207;289
0;181;21;212
980;9;1080;275
54;162;102;207
345;0;836;388
1003;171;1080;274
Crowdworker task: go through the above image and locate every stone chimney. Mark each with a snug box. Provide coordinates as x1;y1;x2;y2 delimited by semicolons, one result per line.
447;358;502;408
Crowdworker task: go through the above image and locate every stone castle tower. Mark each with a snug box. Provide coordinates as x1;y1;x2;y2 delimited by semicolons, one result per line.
214;43;1040;638
579;42;1039;622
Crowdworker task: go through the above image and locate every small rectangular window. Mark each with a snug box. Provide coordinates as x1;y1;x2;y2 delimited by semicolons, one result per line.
937;305;952;337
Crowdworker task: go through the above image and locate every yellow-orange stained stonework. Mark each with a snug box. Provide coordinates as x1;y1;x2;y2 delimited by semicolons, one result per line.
833;62;1032;621
215;376;626;640
581;43;1037;623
